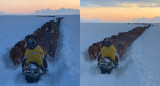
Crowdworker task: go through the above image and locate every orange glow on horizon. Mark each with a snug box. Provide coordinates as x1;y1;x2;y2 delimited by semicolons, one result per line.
0;0;80;13
81;7;160;22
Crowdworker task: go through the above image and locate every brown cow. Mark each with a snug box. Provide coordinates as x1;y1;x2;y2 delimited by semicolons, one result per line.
15;40;26;54
88;45;100;61
95;42;102;52
88;46;95;61
48;40;57;61
10;46;23;67
53;32;60;40
41;22;50;29
34;28;45;36
52;24;59;32
56;17;63;26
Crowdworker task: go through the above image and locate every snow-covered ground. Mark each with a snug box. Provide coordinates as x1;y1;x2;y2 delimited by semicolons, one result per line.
0;15;80;86
80;23;160;86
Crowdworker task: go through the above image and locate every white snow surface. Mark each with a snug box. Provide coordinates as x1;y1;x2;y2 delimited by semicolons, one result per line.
0;15;80;86
80;23;160;86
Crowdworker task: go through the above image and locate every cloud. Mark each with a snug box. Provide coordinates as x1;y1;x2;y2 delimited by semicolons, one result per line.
34;8;80;15
130;16;160;23
81;0;160;8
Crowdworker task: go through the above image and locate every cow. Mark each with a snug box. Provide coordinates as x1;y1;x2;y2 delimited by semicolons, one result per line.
88;45;100;61
48;40;57;61
15;40;26;54
10;46;23;67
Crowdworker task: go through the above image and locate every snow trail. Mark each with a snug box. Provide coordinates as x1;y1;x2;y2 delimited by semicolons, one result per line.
126;24;160;86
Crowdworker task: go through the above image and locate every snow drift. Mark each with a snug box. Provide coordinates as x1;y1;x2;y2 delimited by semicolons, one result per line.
80;23;160;86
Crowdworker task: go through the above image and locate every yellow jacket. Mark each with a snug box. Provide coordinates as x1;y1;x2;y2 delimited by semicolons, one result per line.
100;45;117;61
25;45;44;66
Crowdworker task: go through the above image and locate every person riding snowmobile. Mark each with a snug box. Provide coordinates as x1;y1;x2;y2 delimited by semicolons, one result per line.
22;38;47;73
98;38;119;67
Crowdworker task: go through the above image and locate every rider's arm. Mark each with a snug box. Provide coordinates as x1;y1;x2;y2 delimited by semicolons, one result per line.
100;46;104;54
112;45;117;53
112;45;120;59
38;46;45;56
24;49;29;57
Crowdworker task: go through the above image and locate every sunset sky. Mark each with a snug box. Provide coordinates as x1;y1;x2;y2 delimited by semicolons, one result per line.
0;0;80;13
81;0;160;22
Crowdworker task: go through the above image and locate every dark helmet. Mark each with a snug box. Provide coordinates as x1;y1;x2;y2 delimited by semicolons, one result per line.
104;38;112;47
27;38;37;50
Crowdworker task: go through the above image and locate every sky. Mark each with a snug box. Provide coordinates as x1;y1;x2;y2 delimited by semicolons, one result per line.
81;0;160;22
0;0;80;14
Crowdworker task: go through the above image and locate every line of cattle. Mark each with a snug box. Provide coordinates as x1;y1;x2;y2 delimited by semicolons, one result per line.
10;17;63;67
88;24;152;61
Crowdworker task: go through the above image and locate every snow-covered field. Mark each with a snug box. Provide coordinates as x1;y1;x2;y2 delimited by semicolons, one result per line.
80;23;160;86
0;15;80;86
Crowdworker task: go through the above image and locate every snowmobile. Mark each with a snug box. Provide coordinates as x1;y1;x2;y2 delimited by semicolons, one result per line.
23;62;45;83
99;57;117;74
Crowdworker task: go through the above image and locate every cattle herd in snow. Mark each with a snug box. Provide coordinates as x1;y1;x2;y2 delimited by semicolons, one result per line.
10;17;63;67
88;24;151;61
9;19;152;67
